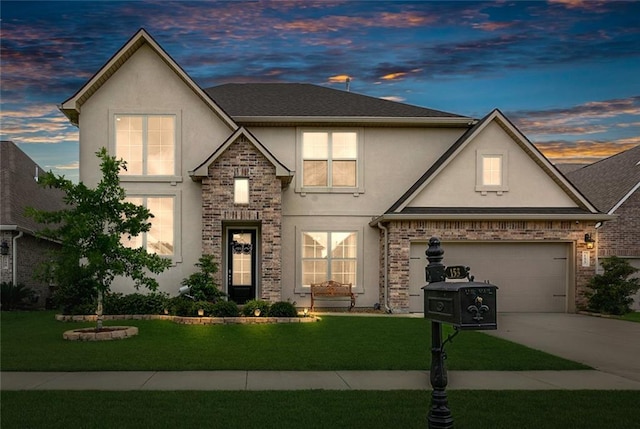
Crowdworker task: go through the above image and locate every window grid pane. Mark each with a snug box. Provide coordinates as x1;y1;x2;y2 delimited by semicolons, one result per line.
302;132;328;158
332;161;357;187
303;160;328;187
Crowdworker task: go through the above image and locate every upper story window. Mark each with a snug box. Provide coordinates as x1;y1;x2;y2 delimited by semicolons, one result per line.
115;115;175;176
476;150;509;194
297;129;364;194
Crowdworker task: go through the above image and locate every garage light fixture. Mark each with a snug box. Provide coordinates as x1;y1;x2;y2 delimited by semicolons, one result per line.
584;234;596;249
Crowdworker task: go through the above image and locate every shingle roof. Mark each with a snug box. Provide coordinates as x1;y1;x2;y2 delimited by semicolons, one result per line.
566;145;640;213
205;83;467;119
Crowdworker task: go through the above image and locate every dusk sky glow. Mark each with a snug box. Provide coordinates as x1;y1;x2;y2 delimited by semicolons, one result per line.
1;0;639;182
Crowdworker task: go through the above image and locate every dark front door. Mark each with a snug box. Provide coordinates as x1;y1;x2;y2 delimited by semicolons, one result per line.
227;229;257;304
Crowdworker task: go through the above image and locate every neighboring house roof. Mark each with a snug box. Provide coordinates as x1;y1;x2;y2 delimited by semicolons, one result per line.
205;83;473;126
0;141;66;234
566;144;640;214
373;109;604;224
60;28;237;130
190;127;293;183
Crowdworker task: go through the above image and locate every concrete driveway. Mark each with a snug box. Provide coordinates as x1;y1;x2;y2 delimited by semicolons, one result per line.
486;313;640;382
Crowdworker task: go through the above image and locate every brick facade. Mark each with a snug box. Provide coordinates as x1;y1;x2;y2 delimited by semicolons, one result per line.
0;230;59;308
380;219;597;312
201;136;283;302
598;190;640;259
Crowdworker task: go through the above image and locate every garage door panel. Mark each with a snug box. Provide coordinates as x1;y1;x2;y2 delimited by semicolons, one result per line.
409;242;569;312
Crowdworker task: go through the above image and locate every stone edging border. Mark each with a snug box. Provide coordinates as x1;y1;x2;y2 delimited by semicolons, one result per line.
55;314;319;325
63;326;138;341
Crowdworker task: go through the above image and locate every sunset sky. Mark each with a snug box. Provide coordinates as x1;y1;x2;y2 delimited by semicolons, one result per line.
1;0;639;182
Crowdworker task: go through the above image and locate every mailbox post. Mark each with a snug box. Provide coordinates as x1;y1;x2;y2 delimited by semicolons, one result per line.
422;237;498;429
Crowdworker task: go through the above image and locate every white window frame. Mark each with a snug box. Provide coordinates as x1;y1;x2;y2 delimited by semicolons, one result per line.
121;191;182;263
475;150;509;193
296;228;363;294
110;109;182;183
295;128;365;194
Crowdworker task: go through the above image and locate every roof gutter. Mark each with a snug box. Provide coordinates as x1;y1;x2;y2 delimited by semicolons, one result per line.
369;212;616;226
231;116;475;126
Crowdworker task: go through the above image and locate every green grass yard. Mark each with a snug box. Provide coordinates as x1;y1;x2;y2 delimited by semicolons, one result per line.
2;390;638;429
3;311;637;429
0;311;588;371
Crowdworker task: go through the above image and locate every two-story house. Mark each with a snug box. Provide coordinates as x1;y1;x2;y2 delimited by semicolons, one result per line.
60;29;610;313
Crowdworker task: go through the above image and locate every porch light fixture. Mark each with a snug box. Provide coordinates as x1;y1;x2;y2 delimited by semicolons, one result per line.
254;308;261;317
0;240;8;255
585;233;596;249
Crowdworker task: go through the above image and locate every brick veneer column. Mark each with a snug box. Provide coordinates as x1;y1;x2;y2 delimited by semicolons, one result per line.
201;137;282;302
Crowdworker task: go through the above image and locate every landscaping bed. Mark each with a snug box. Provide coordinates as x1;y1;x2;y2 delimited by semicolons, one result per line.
55;313;318;324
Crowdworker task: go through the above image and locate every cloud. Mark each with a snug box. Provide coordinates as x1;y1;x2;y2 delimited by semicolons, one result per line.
509;96;640;137
535;138;639;163
54;161;79;170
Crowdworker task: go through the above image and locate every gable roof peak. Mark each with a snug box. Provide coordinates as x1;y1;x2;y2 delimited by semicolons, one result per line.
59;29;236;130
383;108;599;216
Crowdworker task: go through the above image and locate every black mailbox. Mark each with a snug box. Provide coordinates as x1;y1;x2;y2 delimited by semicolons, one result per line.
422;281;498;330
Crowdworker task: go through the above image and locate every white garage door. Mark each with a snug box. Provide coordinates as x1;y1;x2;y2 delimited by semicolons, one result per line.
409;242;570;313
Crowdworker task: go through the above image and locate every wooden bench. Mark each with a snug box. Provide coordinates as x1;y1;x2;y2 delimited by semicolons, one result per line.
310;280;355;311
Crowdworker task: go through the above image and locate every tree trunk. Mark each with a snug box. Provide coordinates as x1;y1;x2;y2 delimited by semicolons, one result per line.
96;290;104;330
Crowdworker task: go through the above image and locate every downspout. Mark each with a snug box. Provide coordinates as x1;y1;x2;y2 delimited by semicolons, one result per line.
12;231;24;285
377;222;392;313
594;222;602;274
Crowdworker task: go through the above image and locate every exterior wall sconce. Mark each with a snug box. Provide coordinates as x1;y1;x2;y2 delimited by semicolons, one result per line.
0;240;9;255
585;233;596;249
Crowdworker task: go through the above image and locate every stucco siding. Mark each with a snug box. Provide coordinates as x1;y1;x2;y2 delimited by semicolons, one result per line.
77;44;233;295
247;126;467;216
408;121;577;208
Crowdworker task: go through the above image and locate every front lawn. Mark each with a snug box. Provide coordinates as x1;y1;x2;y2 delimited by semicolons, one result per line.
1;311;588;371
621;311;640;323
2;390;638;429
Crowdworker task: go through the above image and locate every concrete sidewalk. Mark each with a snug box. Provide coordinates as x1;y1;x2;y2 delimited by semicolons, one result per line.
2;370;639;391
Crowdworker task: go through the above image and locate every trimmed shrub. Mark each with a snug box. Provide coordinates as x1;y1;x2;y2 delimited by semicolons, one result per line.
585;256;640;315
180;255;226;302
104;292;170;315
211;300;240;317
241;299;271;317
268;301;298;317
